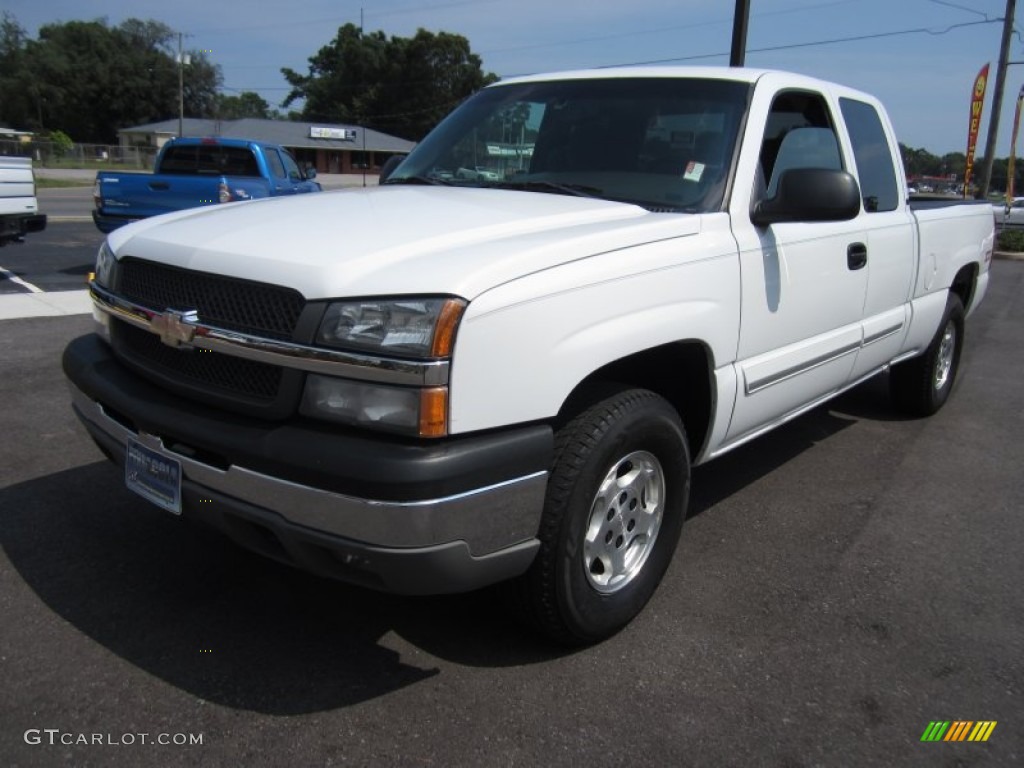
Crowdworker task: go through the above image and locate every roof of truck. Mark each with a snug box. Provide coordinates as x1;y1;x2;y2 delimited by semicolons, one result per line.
493;66;876;105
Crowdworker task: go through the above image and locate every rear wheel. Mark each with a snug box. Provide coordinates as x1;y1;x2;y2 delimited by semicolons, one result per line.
890;293;965;416
520;388;690;645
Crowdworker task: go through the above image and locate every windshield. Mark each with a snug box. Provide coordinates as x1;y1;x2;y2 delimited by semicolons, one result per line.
387;77;750;213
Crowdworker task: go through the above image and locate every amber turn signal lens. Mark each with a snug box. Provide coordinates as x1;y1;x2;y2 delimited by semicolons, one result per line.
419;387;448;437
430;299;466;357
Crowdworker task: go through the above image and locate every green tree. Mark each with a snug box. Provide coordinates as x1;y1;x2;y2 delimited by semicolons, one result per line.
0;15;221;142
282;24;497;140
899;145;968;188
215;91;272;120
48;129;73;156
0;13;34;130
900;144;940;177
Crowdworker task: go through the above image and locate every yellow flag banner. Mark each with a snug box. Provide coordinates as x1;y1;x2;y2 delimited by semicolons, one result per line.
1007;85;1024;204
964;63;989;198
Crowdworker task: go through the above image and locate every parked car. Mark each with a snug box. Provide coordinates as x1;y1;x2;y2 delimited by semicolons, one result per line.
455;165;502;181
65;67;993;644
0;156;47;246
992;196;1024;227
92;137;321;233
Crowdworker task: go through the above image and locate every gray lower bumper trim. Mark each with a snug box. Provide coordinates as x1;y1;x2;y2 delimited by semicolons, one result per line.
70;385;547;555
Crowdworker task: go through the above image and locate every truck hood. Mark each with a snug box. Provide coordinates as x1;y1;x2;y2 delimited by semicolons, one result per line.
108;186;701;299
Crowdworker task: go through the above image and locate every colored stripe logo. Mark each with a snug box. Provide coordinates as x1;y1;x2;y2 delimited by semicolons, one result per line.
920;721;997;742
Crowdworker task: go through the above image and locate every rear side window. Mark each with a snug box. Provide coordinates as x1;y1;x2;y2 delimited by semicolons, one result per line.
840;98;899;212
159;145;261;177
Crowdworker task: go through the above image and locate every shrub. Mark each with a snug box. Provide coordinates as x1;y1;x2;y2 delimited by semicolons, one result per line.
48;130;74;158
996;228;1024;252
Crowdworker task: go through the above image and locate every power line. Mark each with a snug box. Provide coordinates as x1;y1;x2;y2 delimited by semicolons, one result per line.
195;0;498;35
480;0;861;56
925;0;1024;41
218;9;1000;95
925;0;996;19
591;18;999;70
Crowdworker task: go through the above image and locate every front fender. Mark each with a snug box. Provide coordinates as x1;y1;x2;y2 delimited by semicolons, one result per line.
448;221;741;434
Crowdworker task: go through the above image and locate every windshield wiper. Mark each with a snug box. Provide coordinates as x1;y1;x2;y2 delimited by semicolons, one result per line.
491;180;604;198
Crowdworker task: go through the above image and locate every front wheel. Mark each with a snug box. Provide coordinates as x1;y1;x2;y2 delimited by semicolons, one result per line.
519;389;690;645
890;293;965;417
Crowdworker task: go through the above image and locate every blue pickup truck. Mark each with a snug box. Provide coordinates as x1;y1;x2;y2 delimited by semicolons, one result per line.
92;137;321;233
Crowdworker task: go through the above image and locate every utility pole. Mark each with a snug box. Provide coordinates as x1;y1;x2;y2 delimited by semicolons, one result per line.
177;32;192;138
977;0;1016;198
178;32;184;137
730;0;751;67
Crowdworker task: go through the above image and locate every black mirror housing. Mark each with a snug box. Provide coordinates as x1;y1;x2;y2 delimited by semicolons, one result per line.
752;168;862;226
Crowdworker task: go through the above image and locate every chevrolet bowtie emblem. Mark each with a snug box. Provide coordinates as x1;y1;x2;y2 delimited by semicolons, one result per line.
152;309;199;347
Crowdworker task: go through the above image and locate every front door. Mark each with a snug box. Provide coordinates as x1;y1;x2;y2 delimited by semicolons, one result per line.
726;90;868;444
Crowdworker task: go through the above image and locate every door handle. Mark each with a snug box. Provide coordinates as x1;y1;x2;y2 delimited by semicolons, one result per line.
847;243;868;270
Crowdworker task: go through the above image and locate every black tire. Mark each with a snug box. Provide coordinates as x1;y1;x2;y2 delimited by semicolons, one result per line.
519;388;690;645
890;293;965;417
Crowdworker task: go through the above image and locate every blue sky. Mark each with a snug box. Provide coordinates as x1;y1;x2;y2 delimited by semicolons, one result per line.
5;0;1022;155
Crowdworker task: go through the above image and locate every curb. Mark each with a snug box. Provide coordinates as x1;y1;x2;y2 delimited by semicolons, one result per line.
993;251;1024;261
0;289;91;320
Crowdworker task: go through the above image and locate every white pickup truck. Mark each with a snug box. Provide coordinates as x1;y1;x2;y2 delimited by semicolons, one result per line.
0;155;47;246
63;68;993;644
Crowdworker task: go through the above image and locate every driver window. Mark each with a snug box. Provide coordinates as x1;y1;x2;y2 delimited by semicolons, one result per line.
282;150;303;181
758;91;842;199
266;149;287;179
766;127;842;197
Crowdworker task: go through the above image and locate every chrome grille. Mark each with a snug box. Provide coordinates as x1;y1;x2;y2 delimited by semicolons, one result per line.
117;258;304;341
114;321;283;402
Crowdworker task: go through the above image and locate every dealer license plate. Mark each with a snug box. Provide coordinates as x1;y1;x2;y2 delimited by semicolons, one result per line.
125;440;182;515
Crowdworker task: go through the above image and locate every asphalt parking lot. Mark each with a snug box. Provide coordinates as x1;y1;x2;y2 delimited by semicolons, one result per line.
1;223;1022;767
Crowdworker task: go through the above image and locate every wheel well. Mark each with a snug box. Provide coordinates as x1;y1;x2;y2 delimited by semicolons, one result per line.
556;341;713;459
951;263;978;311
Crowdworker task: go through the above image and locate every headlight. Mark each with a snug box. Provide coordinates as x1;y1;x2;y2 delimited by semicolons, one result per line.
307;296;465;437
95;241;115;287
301;376;448;437
316;297;465;358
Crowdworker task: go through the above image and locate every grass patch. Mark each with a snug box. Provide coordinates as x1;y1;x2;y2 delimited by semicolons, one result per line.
35;177;93;188
996;228;1024;252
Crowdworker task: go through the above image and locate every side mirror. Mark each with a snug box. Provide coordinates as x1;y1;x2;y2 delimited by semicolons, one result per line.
752;168;861;226
379;155;405;183
304;166;317;180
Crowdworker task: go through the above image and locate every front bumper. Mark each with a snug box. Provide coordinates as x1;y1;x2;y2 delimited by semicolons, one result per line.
63;333;551;594
0;213;46;244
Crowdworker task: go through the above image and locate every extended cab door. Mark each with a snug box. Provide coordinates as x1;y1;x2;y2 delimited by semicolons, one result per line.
726;84;867;444
838;96;915;381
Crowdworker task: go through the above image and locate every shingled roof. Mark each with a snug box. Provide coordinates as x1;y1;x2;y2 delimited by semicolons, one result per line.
119;118;415;154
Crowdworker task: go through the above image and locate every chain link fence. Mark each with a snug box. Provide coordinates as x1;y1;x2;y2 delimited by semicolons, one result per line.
0;140;158;170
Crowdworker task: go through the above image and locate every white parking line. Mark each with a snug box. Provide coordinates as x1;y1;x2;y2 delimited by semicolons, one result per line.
0;266;43;293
